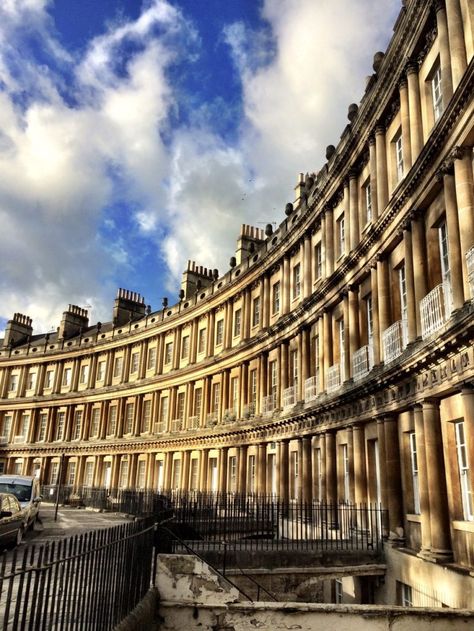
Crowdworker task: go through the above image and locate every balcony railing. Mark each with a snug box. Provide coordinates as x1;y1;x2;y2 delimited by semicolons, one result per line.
420;281;452;339
13;435;25;444
282;385;296;411
382;319;408;364
222;408;237;424
242;402;255;418
188;415;199;430
170;418;183;433
327;364;341;393
206;412;218;427
352;343;374;381
154;421;166;434
466;246;474;299
0;435;8;444
304;374;319;402
262;393;276;416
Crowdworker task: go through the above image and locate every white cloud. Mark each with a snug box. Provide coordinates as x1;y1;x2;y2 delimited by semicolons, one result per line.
0;0;399;336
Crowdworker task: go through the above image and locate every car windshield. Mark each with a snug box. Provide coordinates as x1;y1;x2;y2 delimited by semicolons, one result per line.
0;483;31;502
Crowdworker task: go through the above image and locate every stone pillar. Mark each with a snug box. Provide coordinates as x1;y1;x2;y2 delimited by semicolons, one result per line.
219;447;228;494
325;207;334;276
263;274;271;328
318;316;324;393
370;265;381;365
399;77;412;171
301;327;311;396
411;213;428;335
375;124;388;213
325;432;337;504
181;451;191;492
461;386;474;495
323;310;332;390
435;0;453;103
342;293;350;381
403;226;417;343
406;63;423;162
257;443;267;495
206;310;215;358
303;233;312;298
238;445;247;494
442;169;464;308
422;399;452;558
349;286;360;377
413;405;432;554
376;418;388;512
445;0;467;89
282;256;290;315
353;424;368;505
368;136;378;221
377;257;390;358
302;436;312;503
278;440;289;502
280;342;289;392
259;352;268;410
243;289;251;339
453;147;474;299
384;416;404;539
259;280;265;332
200;449;209;492
240;362;248;416
349;171;359;250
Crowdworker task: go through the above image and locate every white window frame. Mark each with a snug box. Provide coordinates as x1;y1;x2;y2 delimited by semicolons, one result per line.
432;64;443;122
409;432;420;514
455;421;473;521
293;264;301;299
395;134;404;182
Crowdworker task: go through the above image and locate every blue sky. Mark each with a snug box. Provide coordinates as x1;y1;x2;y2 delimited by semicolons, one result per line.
0;0;399;334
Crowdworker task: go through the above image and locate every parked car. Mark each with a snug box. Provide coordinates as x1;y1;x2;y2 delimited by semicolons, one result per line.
0;493;27;549
0;476;42;529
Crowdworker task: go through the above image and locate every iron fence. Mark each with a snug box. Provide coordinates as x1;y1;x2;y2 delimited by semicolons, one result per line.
0;518;155;631
161;492;387;553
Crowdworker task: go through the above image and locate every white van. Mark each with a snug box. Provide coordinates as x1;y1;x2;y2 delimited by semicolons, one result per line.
0;475;42;528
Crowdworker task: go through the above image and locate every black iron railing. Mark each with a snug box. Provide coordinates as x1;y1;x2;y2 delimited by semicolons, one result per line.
0;518;155;631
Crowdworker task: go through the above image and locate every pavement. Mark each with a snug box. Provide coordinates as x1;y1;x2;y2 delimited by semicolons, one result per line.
24;502;132;546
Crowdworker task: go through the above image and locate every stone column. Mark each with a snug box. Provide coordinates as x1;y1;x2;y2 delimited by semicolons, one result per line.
353;424;368;505
259;280;265;332
302;436;313;503
406;63;423;161
238;445;247;494
453;147;474;299
403;226;417;343
342;293;350;381
370;265;381;365
349;171;359;250
461;386;474;495
411;213;428;335
263;274;271;328
349;286;360;377
384;416;404;539
243;289;251;339
376;418;388;512
240;362;248;416
278;440;289;502
280;342;289;392
206;309;215;357
301;327;311;397
413;405;431;554
399;77;412;171
318;316;324;393
422;399;451;558
445;0;467;89
368;136;378;221
442;169;464;308
377;257;390;358
259;352;268;411
257;443;267;495
219;447;228;494
199;449;209;492
181;451;191;492
325;207;334;276
224;301;232;348
303;233;312;298
282;256;290;315
375;124;388;213
325;432;337;504
323;310;332;389
435;0;453;102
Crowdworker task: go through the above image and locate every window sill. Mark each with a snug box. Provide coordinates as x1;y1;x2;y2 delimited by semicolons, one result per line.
406;513;421;523
452;520;474;533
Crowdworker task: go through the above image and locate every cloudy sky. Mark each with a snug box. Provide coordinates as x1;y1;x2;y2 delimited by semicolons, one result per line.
0;0;399;334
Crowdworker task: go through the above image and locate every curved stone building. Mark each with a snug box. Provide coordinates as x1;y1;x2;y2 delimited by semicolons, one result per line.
1;0;473;608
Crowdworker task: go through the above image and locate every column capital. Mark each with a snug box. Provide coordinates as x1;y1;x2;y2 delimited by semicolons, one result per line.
368;134;376;147
406;59;419;75
451;145;472;161
374;122;385;135
348;168;358;180
436;158;454;180
434;0;445;13
421;397;440;410
398;75;408;90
